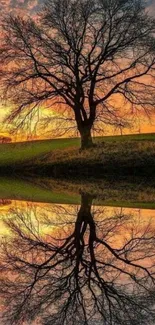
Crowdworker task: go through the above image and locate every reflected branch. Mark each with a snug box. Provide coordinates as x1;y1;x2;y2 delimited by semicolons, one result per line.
0;195;155;324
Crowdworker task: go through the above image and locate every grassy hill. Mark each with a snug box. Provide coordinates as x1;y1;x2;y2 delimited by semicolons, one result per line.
0;133;155;166
0;137;80;165
0;133;155;176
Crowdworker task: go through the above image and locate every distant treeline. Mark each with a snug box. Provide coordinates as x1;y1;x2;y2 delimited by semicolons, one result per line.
0;136;12;143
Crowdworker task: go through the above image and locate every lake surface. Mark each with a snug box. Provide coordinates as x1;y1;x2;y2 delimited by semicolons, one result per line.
0;177;155;324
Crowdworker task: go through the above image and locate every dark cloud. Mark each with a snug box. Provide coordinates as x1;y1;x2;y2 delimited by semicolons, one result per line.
0;0;44;14
0;0;155;15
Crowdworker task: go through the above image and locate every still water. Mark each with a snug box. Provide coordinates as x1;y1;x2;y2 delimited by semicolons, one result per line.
0;178;155;324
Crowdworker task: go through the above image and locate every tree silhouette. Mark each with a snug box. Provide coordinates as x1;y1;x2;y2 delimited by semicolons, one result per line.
1;0;155;148
0;194;155;324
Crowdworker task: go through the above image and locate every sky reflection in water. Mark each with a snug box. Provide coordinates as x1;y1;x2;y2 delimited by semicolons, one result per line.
0;194;155;324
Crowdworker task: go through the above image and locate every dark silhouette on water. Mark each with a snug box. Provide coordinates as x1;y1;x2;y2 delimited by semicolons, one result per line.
0;194;155;324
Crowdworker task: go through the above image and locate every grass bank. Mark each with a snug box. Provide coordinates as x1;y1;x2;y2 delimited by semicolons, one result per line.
27;134;155;177
1;133;155;176
1;176;155;209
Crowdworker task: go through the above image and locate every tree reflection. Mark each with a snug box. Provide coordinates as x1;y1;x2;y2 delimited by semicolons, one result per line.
0;194;155;324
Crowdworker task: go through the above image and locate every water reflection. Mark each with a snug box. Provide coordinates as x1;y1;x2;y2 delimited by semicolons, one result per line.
0;194;155;324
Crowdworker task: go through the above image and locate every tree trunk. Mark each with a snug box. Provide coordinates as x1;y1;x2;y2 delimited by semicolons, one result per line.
79;127;93;150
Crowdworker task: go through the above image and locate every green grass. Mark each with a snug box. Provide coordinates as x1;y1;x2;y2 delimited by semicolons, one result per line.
95;133;155;142
0;133;155;166
0;138;80;165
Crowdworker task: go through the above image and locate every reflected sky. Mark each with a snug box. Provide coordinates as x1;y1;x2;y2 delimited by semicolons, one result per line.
0;194;155;324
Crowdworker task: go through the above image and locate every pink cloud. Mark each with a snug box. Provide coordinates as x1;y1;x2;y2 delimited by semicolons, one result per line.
0;0;42;15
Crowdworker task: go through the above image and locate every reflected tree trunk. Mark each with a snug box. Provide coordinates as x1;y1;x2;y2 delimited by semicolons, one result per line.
1;193;155;325
75;192;95;240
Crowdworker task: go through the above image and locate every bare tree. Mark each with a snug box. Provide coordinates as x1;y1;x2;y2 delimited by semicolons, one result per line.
1;0;155;148
1;194;155;324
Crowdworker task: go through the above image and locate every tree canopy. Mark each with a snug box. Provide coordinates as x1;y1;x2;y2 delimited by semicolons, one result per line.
1;0;155;148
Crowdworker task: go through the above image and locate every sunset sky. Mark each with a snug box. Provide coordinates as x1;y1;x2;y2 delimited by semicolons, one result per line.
0;0;154;13
1;0;155;140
